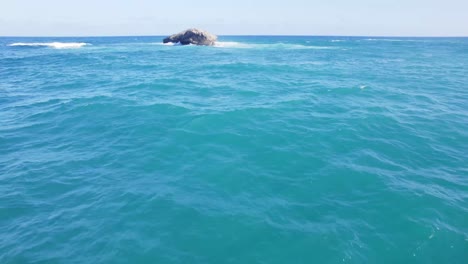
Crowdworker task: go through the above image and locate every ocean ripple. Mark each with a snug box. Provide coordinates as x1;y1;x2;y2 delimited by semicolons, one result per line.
1;36;467;263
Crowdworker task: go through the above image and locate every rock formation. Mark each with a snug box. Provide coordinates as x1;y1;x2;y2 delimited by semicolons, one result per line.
163;29;217;46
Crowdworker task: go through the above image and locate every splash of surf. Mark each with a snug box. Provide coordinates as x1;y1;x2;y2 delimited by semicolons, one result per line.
214;42;335;50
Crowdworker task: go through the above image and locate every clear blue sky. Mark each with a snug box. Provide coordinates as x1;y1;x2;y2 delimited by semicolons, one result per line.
1;0;467;36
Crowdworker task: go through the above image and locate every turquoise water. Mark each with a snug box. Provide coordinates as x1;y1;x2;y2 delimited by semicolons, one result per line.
1;36;467;263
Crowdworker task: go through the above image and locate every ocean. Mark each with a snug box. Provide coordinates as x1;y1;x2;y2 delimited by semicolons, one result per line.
1;36;467;263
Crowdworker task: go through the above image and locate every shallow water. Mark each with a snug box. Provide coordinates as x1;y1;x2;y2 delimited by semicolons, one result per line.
1;36;467;263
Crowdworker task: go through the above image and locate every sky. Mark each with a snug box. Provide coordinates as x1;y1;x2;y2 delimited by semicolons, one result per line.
1;0;467;36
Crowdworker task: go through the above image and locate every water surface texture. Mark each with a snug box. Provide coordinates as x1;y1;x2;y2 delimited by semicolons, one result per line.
1;36;467;263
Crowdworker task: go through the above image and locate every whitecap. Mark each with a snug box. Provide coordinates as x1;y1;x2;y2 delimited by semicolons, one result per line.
153;41;336;50
8;42;89;49
152;42;197;47
214;42;335;50
363;38;420;42
214;41;251;48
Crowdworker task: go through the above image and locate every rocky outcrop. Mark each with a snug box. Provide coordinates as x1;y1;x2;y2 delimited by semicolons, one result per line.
163;29;217;46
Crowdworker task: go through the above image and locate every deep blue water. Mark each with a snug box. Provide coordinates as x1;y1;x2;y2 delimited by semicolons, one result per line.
1;36;467;263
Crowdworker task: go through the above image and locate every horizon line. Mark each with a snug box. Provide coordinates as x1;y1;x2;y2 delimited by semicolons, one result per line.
1;34;468;38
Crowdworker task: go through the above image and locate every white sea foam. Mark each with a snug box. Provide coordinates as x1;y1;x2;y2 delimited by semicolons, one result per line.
363;38;420;42
152;41;337;50
152;42;193;47
8;42;88;49
214;41;335;50
214;41;251;48
162;42;178;46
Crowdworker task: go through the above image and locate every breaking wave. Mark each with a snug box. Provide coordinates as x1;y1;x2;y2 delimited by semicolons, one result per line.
363;38;423;42
214;41;335;50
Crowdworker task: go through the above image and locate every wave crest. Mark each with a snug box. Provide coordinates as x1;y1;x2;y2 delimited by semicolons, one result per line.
214;42;335;50
8;42;88;49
